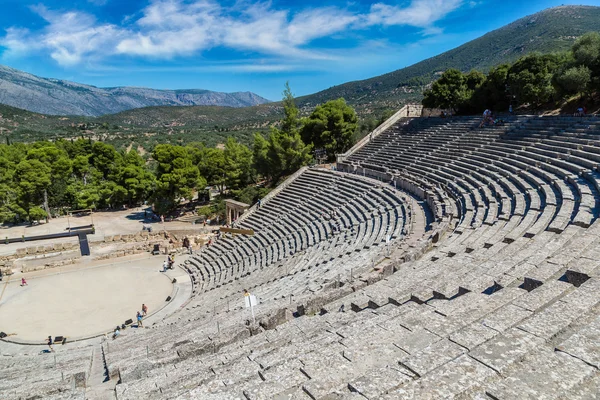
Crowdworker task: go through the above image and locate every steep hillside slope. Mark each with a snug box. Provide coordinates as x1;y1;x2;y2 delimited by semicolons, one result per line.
297;5;600;112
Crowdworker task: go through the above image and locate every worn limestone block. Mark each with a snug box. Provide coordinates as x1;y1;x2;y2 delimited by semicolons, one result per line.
348;366;412;399
380;354;495;399
469;327;545;373
449;322;498;351
400;338;466;377
485;350;595;400
556;314;600;369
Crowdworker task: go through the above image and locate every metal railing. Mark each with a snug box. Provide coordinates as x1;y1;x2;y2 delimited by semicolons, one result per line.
235;166;310;225
336;104;423;163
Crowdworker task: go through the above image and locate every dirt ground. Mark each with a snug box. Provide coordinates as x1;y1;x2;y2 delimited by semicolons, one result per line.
0;255;174;342
0;208;206;257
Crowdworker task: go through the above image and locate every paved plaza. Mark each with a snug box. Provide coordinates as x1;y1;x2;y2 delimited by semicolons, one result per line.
0;256;174;342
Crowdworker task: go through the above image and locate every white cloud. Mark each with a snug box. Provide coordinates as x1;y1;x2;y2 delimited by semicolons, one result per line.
365;0;463;27
0;0;465;66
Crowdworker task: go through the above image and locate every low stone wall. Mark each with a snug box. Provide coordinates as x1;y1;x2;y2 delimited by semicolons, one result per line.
1;229;211;274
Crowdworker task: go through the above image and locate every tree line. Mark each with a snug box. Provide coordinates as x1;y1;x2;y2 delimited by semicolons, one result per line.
422;32;600;113
0;84;358;224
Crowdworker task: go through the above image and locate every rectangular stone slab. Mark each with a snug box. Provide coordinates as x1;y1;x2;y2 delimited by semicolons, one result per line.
469;328;545;373
481;304;533;332
348;366;413;399
556;314;600;369
379;354;496;400
400;338;466;377
485;350;596;400
449;322;498;351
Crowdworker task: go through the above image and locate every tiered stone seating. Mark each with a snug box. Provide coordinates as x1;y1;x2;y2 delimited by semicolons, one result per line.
102;115;600;399
1;343;95;399
175;168;418;320
5;114;600;399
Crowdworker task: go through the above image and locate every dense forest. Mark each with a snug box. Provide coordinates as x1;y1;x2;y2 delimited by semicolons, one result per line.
0;86;358;224
423;32;600;113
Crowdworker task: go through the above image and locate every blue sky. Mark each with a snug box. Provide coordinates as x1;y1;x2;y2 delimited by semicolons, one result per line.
0;0;599;100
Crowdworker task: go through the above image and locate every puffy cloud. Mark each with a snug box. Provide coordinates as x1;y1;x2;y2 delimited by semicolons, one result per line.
365;0;463;27
0;0;465;66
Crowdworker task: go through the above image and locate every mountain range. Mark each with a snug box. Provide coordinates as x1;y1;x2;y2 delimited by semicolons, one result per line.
0;5;599;149
0;65;270;116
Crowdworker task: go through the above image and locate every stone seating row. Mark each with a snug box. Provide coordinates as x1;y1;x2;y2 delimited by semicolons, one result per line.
96;115;600;399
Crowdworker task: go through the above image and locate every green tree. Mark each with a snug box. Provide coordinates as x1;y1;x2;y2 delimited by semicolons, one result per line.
422;69;470;113
554;65;592;97
200;147;227;193
26;143;72;215
252;133;270;180
15;159;51;213
480;64;511;111
507;53;565;107
281;81;301;136
91;142;121;179
115;149;155;206
152;144;205;213
224;137;254;190
301;98;358;161
266;130;312;181
572;32;600;72
28;206;48;223
262;83;312;182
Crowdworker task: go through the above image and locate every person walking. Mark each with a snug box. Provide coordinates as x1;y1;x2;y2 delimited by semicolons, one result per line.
162;260;168;272
21;277;28;286
137;311;143;328
47;336;55;352
142;304;148;316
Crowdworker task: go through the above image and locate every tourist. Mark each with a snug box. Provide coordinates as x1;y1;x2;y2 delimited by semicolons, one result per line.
47;336;54;352
509;104;513;115
188;244;193;254
162;260;168;272
21;277;27;286
112;327;120;340
576;106;584;117
142;304;148;316
257;199;262;209
137;311;143;328
482;109;496;127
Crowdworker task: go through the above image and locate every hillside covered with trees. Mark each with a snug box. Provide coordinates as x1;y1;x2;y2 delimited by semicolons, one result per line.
0;87;357;224
422;32;600;113
0;5;597;151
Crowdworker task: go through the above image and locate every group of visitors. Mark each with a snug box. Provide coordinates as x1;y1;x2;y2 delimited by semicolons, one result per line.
162;254;175;272
110;304;147;340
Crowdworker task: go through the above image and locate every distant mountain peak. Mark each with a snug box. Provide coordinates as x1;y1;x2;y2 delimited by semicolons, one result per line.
0;66;271;116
